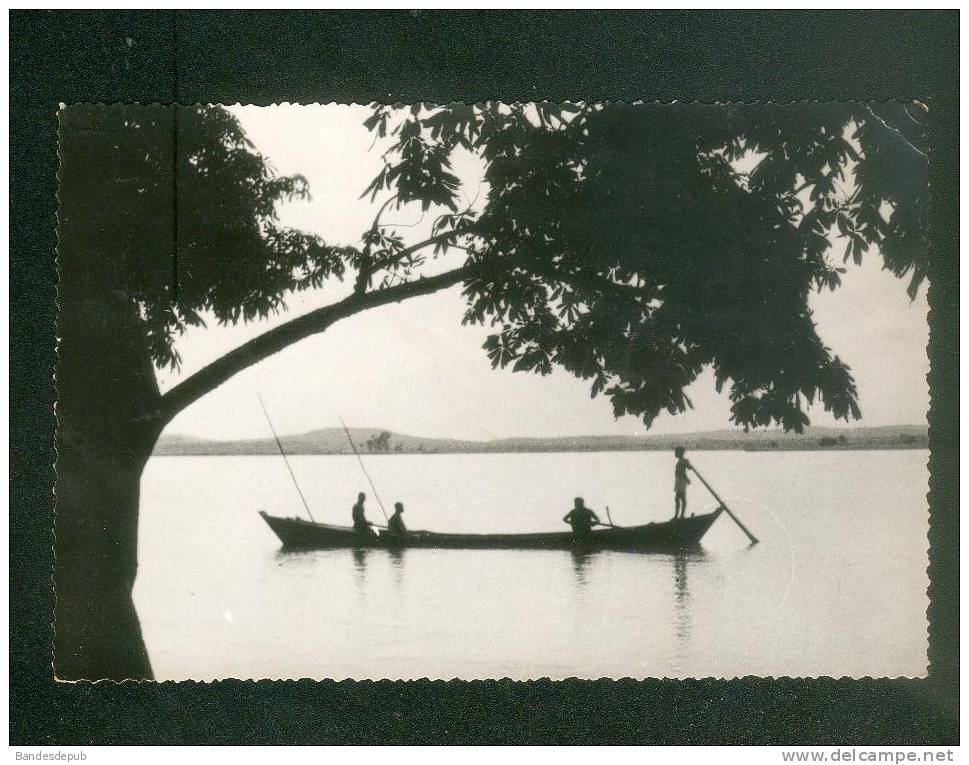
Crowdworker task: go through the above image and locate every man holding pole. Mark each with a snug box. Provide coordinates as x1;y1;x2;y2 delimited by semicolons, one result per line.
673;446;691;519
681;451;761;546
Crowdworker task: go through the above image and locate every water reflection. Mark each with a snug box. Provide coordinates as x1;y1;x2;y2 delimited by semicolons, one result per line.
670;551;708;650
569;549;596;586
672;553;691;640
352;547;369;585
273;548;318;568
388;546;406;589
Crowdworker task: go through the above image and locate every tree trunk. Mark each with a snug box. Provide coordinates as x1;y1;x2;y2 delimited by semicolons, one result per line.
54;424;157;681
54;284;163;681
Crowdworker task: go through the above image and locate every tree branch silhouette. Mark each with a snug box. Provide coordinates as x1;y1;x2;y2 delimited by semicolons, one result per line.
158;254;496;423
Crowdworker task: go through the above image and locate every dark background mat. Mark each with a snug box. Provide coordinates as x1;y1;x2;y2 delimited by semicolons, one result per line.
10;10;959;745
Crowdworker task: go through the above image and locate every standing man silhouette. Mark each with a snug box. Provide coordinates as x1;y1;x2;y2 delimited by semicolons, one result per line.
673;446;692;519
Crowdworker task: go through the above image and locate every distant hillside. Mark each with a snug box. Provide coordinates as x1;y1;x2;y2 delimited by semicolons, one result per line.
153;424;928;456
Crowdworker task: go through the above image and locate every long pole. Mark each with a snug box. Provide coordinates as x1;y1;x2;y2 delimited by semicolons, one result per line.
257;394;315;523
689;466;759;545
339;417;389;522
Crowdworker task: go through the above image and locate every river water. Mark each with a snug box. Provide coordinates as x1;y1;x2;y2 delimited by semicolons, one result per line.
135;449;929;680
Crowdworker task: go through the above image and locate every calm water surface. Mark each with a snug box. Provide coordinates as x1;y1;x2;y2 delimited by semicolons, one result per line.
136;450;928;680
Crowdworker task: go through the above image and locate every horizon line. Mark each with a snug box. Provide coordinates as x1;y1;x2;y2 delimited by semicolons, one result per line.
161;421;929;444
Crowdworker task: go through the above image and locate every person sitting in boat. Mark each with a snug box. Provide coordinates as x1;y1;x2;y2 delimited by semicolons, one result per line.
387;502;407;536
563;497;600;539
673;446;692;519
352;492;376;537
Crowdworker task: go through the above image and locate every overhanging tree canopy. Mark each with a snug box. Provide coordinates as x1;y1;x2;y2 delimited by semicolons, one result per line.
58;104;352;369
325;101;927;431
61;101;927;436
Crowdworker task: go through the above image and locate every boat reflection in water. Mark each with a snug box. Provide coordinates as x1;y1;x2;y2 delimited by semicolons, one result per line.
348;546;405;590
272;526;712;619
265;533;718;678
558;546;708;669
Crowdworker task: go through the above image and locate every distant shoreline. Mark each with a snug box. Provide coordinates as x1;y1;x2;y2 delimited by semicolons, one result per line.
152;445;929;457
153;424;929;457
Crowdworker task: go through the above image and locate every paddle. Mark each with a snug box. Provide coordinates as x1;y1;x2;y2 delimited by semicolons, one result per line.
689;465;759;545
598;505;622;529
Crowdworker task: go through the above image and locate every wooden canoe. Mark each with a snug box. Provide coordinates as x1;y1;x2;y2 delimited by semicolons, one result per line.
258;508;723;552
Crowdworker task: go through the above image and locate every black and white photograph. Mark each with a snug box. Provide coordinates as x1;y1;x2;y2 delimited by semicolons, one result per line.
54;100;932;684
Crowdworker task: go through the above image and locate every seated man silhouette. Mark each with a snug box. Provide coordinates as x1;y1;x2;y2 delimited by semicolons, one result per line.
351;492;377;537
562;497;601;539
387;502;407;537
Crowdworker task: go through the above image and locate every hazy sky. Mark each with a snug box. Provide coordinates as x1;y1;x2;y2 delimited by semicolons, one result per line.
158;104;929;441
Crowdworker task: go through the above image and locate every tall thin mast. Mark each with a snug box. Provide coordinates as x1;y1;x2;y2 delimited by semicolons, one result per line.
257;394;315;523
340;417;389;522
